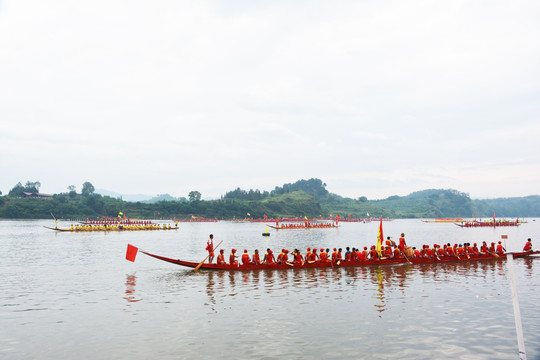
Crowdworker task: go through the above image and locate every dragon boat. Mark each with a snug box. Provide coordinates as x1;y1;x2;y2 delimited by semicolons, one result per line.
126;245;539;271
266;223;339;230
44;225;178;232
454;220;521;227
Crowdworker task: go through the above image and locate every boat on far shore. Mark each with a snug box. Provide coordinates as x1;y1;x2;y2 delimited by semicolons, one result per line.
422;218;463;223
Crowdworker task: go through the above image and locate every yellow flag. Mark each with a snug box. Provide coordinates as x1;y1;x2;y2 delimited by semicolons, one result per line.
376;217;383;257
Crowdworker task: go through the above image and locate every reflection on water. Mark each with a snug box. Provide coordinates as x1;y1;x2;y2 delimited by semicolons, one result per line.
195;259;530;320
123;273;141;305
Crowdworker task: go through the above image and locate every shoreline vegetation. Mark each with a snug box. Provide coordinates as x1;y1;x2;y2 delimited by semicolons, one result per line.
1;178;539;220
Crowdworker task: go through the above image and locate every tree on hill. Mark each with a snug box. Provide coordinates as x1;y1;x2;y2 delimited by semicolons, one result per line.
82;182;95;196
8;181;41;196
189;191;201;202
272;178;329;199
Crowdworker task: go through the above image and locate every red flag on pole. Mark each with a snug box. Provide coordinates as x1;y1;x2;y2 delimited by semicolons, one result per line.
126;244;139;262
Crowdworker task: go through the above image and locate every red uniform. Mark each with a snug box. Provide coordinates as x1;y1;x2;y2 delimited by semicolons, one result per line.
398;234;406;251
264;251;275;264
206;237;214;263
229;250;238;265
241;251;250;265
331;249;338;262
216;252;226;264
523;240;532;252
252;251;261;265
319;250;329;262
393;248;402;259
496;243;505;255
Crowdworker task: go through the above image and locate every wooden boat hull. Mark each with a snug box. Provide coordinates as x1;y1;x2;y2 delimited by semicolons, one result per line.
138;249;540;271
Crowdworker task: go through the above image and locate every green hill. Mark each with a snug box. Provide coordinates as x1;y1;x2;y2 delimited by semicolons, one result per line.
1;178;539;219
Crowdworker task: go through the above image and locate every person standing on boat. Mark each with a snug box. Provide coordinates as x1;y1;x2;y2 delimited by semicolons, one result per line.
523;238;533;252
398;233;407;252
206;234;215;263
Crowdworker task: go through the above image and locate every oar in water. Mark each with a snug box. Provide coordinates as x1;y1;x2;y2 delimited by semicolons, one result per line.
402;249;412;264
194;240;223;271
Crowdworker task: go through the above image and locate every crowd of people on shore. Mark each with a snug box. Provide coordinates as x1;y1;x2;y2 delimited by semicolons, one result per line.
204;234;534;266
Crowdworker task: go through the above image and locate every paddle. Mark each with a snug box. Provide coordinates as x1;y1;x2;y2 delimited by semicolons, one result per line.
194;240;222;271
402;250;412;264
51;212;58;228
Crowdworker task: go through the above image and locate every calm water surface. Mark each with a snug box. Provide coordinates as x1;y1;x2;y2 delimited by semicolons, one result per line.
1;219;539;359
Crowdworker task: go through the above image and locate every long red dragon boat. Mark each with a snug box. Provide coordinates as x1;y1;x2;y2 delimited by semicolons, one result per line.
266;223;339;230
126;245;539;271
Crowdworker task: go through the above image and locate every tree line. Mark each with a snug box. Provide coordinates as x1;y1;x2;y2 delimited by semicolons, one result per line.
1;179;539;219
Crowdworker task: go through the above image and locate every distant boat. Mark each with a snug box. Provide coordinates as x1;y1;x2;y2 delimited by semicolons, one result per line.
454;219;521;227
422;218;463;223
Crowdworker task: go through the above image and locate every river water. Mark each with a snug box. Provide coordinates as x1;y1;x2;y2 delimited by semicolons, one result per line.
1;219;539;359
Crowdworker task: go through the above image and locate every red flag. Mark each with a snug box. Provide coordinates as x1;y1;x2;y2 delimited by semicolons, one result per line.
126;244;139;262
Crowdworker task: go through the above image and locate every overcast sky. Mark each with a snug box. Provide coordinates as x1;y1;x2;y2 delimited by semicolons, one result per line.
1;1;539;200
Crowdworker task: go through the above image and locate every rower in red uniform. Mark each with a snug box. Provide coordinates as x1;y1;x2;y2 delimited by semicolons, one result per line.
437;244;445;258
470;243;479;255
354;248;362;261
277;249;286;264
413;247;420;258
369;246;378;260
305;248;312;262
523;238;533;252
281;249;289;264
335;248;343;263
393;246;402;259
230;249;238;265
331;248;338;262
480;241;488;254
319;248;330;262
216;249;226;264
344;247;352;262
293;249;304;264
252;249;261;265
496;241;505;255
446;243;456;257
361;246;369;260
489;242;496;254
264;249;275;264
309;248;318;262
241;249;251;265
383;245;393;259
206;234;215;263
